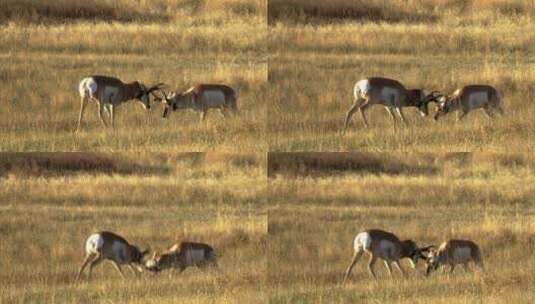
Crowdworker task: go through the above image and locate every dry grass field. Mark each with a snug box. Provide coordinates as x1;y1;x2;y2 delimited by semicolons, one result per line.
269;152;535;303
4;1;535;303
0;0;267;151
268;0;535;151
0;153;267;303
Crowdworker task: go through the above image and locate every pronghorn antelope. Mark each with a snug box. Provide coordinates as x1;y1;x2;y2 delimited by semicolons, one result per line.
144;242;218;273
76;75;164;131
425;239;483;276
75;231;149;281
343;77;441;131
434;85;504;121
343;229;431;282
156;84;238;121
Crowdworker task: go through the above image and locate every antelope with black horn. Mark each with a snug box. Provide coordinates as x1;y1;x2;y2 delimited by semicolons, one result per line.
434;85;504;121
144;241;218;274
76;75;164;131
75;231;150;282
343;229;432;282
424;239;484;276
155;84;238;121
343;77;441;131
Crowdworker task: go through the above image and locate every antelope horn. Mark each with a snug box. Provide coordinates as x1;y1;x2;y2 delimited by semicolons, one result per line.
419;245;436;252
147;83;166;93
149;86;170;102
161;90;170;101
425;91;443;102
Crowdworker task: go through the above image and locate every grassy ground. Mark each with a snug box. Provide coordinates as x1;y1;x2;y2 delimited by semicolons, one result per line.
0;0;267;152
0;153;267;303
268;152;535;303
268;0;535;151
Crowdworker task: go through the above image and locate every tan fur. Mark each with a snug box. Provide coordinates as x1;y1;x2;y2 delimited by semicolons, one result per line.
434;84;504;121
75;231;148;282
344;77;437;130
145;242;217;274
76;75;163;131
425;239;483;276
160;83;237;120
343;229;427;282
90;76;145;104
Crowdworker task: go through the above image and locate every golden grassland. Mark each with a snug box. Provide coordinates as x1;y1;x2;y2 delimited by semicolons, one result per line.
268;0;535;151
0;153;267;303
268;152;535;303
0;0;267;152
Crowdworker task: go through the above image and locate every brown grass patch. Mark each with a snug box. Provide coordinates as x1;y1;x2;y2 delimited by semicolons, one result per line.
0;153;174;177
268;152;439;177
269;0;437;24
0;0;167;24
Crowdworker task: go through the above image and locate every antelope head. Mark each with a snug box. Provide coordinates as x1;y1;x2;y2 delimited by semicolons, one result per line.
129;246;151;272
403;241;434;268
417;91;443;117
434;95;454;120
153;90;179;118
137;82;165;110
407;90;442;117
423;246;439;276
144;251;179;273
144;252;163;272
132;246;151;263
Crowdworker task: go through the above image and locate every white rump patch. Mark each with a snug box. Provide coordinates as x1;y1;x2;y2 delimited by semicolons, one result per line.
381;87;400;107
79;77;98;98
85;233;104;255
355;79;371;98
354;232;372;252
200;90;226;107
468;92;489;108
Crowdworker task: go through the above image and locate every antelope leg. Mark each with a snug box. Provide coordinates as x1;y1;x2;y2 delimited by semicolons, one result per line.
395;107;408;125
97;102;108;128
393;261;406;277
200;110;208;121
109;104;115;128
359;102;371;128
367;255;378;279
75;253;96;282
87;254;103;280
75;97;88;132
111;261;126;279
384;261;393;277
457;111;467;121
343;250;363;283
343;98;361;131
